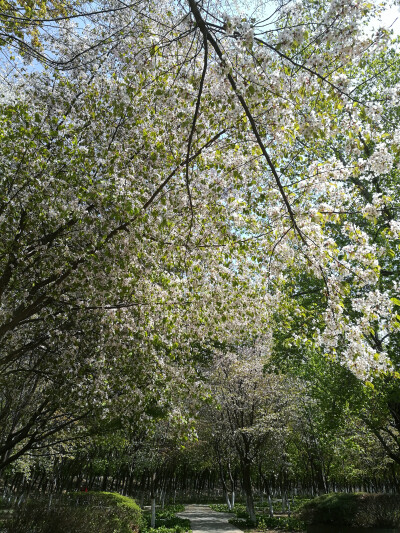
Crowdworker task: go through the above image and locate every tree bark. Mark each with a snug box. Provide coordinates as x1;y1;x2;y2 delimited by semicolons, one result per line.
241;461;256;524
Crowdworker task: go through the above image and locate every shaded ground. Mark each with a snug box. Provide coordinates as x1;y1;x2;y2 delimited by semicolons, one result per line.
178;505;303;533
178;505;243;533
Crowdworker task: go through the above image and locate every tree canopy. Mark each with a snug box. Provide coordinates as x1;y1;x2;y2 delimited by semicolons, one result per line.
0;0;400;510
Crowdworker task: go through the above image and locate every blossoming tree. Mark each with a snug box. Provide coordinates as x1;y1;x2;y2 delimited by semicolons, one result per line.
0;0;399;473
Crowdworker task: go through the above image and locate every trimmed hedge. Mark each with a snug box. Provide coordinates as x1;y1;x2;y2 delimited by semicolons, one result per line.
298;492;400;528
6;491;143;533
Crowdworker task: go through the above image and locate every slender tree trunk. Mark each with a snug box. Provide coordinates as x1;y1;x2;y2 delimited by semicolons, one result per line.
150;472;157;528
228;461;235;509
268;495;274;518
151;497;156;528
242;461;256;524
101;470;108;491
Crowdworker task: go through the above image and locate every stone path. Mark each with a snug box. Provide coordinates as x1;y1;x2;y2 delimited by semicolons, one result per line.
178;505;243;533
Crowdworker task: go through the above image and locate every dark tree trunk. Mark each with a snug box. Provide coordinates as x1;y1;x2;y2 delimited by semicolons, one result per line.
241;460;256;524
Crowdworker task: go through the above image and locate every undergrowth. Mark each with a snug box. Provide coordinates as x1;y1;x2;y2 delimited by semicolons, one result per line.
142;504;191;533
210;502;305;531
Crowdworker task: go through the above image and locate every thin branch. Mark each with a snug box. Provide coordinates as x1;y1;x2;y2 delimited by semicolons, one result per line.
186;34;208;221
187;0;306;244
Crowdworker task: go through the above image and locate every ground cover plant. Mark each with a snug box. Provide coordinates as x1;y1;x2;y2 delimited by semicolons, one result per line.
229;515;305;532
209;503;246;514
142;504;191;533
211;502;305;531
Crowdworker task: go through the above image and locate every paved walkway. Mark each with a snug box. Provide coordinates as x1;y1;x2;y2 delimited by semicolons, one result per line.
178;505;243;533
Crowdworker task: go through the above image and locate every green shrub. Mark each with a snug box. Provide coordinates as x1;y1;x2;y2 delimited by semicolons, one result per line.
298;492;400;528
6;491;143;533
